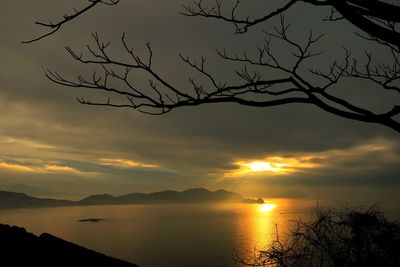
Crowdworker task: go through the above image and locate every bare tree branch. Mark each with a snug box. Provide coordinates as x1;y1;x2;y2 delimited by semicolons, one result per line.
22;0;120;44
181;0;400;49
45;20;400;132
181;0;300;33
26;0;400;133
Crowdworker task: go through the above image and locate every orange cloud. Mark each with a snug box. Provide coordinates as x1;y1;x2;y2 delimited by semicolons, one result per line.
42;164;100;176
0;160;100;177
0;137;54;149
99;158;158;169
0;162;38;173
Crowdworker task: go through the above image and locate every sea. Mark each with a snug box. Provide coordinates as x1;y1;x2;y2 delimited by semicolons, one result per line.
0;199;393;267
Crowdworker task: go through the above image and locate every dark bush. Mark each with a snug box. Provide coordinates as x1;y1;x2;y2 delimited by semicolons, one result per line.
236;205;400;267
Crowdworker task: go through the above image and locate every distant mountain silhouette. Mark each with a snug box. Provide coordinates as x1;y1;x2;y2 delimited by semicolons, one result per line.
0;224;137;267
80;193;121;205
0;188;244;208
0;190;74;209
80;188;244;205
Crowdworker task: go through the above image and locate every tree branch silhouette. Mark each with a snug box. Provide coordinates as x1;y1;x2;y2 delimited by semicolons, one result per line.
22;0;119;44
29;0;400;132
182;0;400;49
44;14;400;132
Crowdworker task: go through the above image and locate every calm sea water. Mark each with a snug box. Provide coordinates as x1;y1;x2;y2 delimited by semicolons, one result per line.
0;200;319;266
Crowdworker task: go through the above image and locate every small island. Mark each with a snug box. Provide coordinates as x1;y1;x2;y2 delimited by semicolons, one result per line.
78;218;104;223
242;198;265;204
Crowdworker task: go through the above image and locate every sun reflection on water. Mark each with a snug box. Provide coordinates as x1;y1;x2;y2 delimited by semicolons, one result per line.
232;199;293;263
259;203;277;213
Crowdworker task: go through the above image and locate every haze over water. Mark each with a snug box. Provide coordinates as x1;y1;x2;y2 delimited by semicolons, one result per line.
0;199;316;267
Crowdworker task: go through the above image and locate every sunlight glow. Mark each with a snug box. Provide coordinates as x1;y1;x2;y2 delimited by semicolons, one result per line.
259;203;277;213
224;156;319;177
245;161;285;173
221;139;398;178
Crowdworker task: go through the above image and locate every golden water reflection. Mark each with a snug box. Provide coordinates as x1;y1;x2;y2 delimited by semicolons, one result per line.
259;203;277;213
233;199;301;261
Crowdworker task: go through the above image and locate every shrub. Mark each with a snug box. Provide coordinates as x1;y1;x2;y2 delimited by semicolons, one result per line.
236;205;400;267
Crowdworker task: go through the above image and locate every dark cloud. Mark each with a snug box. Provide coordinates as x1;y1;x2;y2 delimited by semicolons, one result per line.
0;0;399;201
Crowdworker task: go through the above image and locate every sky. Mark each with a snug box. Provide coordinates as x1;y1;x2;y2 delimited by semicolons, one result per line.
0;0;399;202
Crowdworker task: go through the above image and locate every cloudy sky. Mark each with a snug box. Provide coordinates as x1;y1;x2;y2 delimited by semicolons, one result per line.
0;0;399;203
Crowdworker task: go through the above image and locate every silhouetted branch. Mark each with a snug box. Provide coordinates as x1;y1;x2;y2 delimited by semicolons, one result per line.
28;0;400;133
181;0;301;33
177;0;400;132
348;50;400;94
332;1;400;50
182;0;400;49
22;0;120;44
46;17;400;132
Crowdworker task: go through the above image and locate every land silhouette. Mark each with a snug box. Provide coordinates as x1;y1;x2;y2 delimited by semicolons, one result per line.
0;188;266;209
0;224;137;267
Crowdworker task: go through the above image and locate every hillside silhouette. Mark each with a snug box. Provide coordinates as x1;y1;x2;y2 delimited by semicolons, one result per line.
0;190;74;209
0;188;245;208
81;188;243;204
0;224;137;267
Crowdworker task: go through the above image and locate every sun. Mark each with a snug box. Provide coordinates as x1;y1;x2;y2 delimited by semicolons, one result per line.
245;161;283;172
224;159;289;177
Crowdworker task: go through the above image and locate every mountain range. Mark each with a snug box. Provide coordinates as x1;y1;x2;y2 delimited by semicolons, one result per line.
0;188;244;209
0;190;74;209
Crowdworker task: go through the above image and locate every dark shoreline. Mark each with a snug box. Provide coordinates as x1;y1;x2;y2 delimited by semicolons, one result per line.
0;223;138;267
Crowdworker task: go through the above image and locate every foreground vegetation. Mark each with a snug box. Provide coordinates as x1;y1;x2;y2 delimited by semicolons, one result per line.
237;205;400;267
